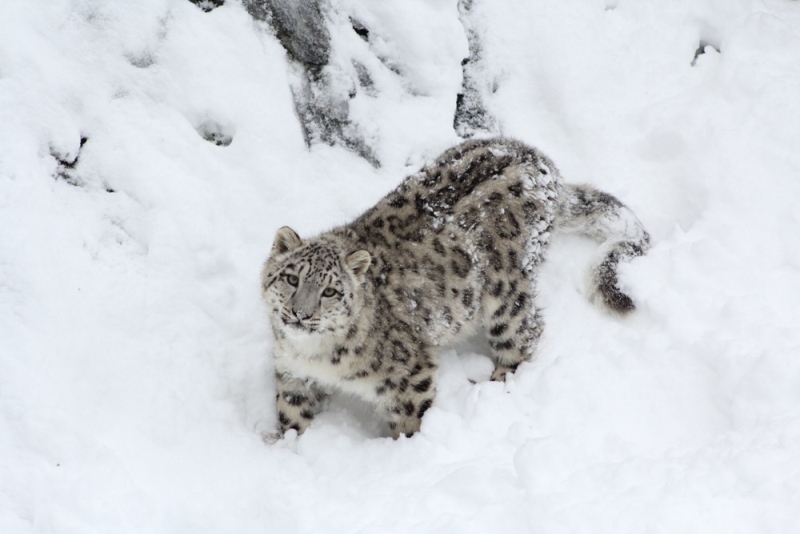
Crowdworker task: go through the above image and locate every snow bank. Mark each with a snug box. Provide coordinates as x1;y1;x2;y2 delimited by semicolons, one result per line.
1;0;799;532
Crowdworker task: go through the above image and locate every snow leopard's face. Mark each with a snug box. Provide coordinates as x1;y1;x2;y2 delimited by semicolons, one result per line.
262;228;371;339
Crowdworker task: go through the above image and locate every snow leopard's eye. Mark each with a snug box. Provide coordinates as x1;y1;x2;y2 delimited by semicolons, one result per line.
321;287;337;298
285;274;299;287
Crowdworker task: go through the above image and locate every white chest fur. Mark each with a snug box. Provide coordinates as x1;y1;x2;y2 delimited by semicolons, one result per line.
274;333;382;403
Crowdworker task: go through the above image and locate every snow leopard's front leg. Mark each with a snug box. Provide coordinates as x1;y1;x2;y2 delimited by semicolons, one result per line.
275;371;327;436
381;365;437;439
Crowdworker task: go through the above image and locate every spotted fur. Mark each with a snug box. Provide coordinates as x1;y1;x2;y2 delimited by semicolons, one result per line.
262;137;649;439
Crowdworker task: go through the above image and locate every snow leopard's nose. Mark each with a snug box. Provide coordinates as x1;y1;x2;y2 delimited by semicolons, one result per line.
292;307;311;321
292;284;318;322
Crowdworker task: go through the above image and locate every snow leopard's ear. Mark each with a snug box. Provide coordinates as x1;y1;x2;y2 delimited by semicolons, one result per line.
345;250;371;277
271;226;302;256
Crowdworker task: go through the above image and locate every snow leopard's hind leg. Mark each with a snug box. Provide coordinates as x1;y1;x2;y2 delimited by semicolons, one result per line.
480;245;545;382
482;275;544;381
274;371;328;435
473;171;553;382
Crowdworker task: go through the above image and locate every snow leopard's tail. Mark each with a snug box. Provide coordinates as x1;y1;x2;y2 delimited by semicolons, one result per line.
556;184;650;314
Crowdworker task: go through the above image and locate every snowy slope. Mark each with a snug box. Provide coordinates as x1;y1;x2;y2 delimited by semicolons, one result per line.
1;0;799;532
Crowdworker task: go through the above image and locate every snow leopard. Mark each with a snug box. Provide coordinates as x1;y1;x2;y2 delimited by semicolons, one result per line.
261;137;649;439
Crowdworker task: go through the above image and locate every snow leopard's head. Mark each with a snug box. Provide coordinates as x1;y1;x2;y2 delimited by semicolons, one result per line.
261;227;371;339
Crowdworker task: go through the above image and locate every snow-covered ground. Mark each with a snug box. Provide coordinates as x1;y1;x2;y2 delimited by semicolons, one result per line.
2;0;800;531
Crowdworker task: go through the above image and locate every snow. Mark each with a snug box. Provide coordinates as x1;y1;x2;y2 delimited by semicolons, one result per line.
2;0;800;532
